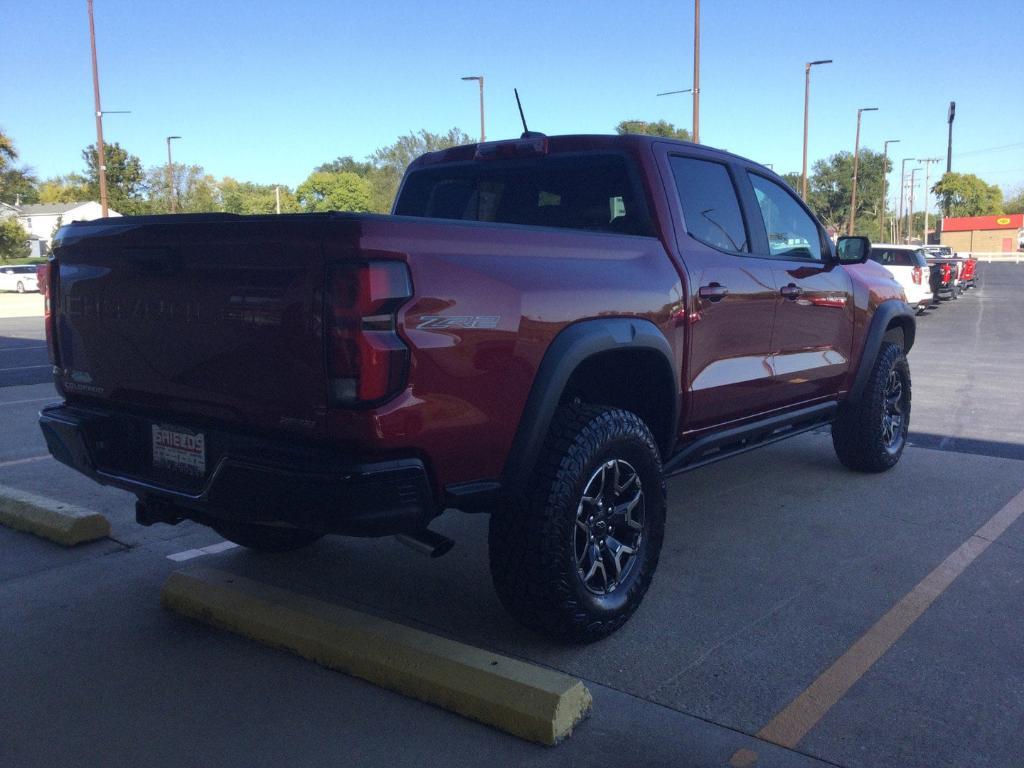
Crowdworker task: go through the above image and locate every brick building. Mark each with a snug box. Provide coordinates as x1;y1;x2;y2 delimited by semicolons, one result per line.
940;214;1023;253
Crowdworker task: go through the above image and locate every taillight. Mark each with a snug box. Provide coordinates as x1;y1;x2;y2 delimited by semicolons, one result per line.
942;263;952;282
912;266;922;285
39;262;58;365
327;261;412;406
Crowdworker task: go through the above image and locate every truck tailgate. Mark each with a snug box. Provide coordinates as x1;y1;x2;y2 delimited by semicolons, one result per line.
52;218;328;437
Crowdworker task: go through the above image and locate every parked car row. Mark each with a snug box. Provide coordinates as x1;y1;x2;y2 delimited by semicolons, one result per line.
0;264;40;293
869;244;978;315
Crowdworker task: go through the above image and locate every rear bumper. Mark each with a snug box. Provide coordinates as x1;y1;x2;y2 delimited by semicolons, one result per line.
39;403;436;537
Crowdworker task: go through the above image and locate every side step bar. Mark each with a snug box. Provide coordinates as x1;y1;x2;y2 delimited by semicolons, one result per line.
663;402;837;477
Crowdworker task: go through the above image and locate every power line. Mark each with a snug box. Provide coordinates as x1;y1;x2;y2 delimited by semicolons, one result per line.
953;142;1024;159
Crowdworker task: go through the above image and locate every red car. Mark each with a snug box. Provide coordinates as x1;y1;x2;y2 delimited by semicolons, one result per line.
39;134;914;641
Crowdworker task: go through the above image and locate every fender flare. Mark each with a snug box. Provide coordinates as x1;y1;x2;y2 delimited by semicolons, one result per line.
847;300;916;402
501;317;679;491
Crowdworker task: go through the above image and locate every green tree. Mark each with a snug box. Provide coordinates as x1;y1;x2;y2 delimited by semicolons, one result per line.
0;217;30;262
316;156;373;176
82;142;146;214
220;178;299;215
296;171;372;212
0;130;15;169
0;129;40;204
39;174;91;204
1000;185;1023;215
780;172;802;194
806;149;890;240
931;172;1002;218
368;128;471;213
140;164;221;214
614;120;691;141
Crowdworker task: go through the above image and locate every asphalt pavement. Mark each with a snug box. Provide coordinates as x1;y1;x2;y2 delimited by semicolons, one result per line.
1;264;1023;768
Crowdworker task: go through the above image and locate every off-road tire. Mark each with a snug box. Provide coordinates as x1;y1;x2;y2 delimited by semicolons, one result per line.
489;404;666;644
832;341;911;472
211;520;322;553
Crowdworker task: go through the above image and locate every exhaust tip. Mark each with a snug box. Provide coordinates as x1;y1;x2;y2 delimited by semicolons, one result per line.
395;528;455;558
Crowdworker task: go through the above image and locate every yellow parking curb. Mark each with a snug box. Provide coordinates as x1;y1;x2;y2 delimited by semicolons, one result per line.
0;483;111;546
162;567;592;745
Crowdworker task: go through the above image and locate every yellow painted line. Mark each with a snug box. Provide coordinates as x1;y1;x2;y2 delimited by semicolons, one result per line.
162;567;592;745
0;482;111;546
756;486;1024;749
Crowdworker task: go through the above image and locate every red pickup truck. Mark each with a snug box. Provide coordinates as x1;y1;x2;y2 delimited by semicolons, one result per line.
39;134;914;642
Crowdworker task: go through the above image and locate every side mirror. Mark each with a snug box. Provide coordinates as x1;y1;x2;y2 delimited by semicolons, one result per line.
836;235;871;264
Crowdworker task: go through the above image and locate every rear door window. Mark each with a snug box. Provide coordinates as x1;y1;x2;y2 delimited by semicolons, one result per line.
870;248;914;267
395;153;654;236
669;156;749;253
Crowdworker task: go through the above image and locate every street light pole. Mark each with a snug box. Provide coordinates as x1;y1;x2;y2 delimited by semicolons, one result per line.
692;0;700;143
848;106;878;235
87;0;108;217
880;139;900;241
909;167;922;242
461;76;485;142
801;59;832;201
166;136;181;213
897;157;912;242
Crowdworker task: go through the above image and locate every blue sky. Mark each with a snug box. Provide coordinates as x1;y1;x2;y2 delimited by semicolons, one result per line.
4;0;1023;204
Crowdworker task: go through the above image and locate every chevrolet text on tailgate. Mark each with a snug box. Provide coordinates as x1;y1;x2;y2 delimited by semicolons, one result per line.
39;134;915;643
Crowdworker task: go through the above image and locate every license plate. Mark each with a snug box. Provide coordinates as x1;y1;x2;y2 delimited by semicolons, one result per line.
152;424;206;477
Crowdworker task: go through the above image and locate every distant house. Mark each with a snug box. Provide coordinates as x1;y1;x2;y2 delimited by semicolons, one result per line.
13;202;121;249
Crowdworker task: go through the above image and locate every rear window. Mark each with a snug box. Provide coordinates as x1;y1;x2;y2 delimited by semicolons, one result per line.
669;156;749;253
395;153;654;236
870;248;915;267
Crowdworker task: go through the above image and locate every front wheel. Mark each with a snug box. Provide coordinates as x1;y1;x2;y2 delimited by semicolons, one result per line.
16;281;25;294
489;404;666;644
832;341;911;472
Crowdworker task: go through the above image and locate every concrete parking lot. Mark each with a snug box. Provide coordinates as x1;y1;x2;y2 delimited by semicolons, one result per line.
1;265;1022;767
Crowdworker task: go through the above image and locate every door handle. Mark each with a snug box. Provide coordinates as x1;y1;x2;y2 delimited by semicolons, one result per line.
699;283;728;302
780;283;803;300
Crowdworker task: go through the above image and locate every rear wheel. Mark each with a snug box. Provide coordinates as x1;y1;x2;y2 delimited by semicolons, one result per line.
832;341;910;472
489;404;666;644
211;520;322;552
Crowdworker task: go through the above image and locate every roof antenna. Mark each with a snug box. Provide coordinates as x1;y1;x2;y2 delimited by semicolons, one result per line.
514;88;545;139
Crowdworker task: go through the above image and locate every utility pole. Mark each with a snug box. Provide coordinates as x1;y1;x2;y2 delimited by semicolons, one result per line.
87;0;108;217
692;0;700;143
897;157;912;242
848;107;878;235
908;167;921;243
880;139;900;239
165;136;181;213
944;101;956;218
275;186;281;214
460;76;485;142
801;59;832;201
918;158;940;245
946;101;955;174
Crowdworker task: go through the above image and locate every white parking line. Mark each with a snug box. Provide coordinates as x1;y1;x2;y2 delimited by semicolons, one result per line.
0;455;52;468
166;540;239;562
0;397;57;408
0;364;51;372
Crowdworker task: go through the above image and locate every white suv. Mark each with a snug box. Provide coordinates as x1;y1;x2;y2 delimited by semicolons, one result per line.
869;244;932;314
